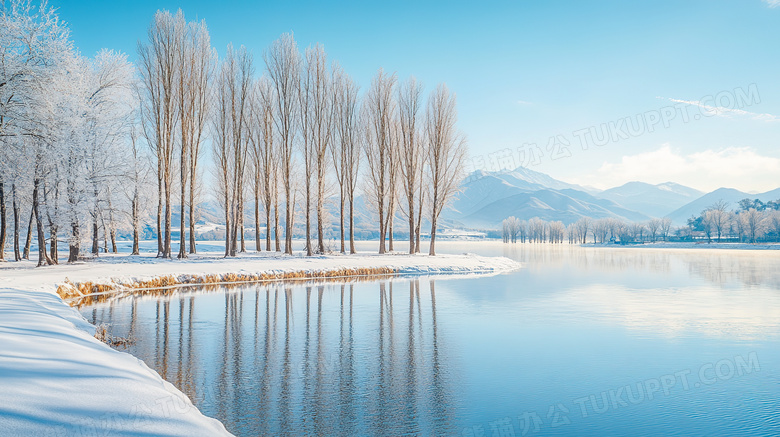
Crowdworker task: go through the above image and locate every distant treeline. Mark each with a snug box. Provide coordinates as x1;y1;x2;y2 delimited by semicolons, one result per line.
501;198;780;244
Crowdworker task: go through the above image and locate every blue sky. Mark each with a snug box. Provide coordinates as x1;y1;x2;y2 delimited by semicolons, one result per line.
53;0;780;192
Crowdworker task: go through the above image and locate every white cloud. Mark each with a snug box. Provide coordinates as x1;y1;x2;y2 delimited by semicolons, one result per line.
516;100;533;106
572;144;780;192
763;0;780;8
665;97;780;122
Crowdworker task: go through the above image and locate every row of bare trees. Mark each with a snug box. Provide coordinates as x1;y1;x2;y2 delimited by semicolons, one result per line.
502;216;675;244
137;10;213;259
1;5;467;265
503;200;780;246
137;12;466;258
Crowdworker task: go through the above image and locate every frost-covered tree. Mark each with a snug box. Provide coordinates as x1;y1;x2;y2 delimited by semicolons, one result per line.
575;217;590;244
705;200;730;242
741;208;765;243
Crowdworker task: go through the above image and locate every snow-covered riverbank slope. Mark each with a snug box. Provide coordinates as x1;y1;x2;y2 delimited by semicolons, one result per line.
0;251;519;436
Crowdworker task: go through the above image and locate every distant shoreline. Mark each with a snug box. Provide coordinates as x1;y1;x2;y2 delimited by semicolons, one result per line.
581;242;780;251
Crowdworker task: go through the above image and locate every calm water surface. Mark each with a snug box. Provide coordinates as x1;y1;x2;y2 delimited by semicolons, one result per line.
81;242;780;436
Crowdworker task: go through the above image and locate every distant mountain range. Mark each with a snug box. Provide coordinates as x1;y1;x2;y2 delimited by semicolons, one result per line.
598;181;703;218
444;166;780;229
446;167;650;228
140;166;780;235
665;187;780;225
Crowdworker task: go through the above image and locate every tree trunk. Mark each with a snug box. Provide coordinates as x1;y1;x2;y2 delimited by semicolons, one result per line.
428;218;437;256
69;220;80;262
266;201;272;252
408;198;415;255
305;181;312;257
414;189;423;254
188;159;198;254
285;183;293;255
274;197;280;252
349;194;356;254
103;218;108;253
255;184;261;252
388;217;394;252
378;202;386;255
317;166;325;254
32;178;52;267
156;159;163;256
224;194;231;257
239;190;246;253
339;186;345;254
12;184;20;261
188;197;197;254
23;204;34;260
92;218;99;255
163;176;172;258
49;225;58;264
131;190;140;255
107;192;117;254
43;181;58;265
428;188;439;256
178;134;188;259
110;227;117;253
0;180;5;261
178;174;187;259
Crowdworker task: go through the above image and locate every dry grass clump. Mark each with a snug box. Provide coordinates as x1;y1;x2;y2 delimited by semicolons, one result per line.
60;266;398;306
94;323;134;348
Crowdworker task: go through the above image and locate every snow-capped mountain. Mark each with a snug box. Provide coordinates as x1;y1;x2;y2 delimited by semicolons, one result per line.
446;167;650;228
596;181;703;218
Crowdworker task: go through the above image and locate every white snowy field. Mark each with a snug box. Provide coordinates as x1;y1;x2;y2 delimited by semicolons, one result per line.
0;246;519;436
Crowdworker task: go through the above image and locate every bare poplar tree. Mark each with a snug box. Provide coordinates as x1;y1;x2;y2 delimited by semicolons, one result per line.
138;10;180;258
174;13;214;258
303;45;332;254
397;77;424;254
127;120;146;255
362;69;396;254
425;84;466;256
264;33;300;254
187;19;214;255
332;66;361;254
249;76;278;252
212;44;253;257
386;117;400;252
298;47;316;256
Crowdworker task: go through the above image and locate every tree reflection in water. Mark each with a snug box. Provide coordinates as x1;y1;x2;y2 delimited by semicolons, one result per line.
85;278;457;436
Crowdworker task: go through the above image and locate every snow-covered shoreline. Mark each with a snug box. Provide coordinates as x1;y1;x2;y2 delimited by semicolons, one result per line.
0;251;519;436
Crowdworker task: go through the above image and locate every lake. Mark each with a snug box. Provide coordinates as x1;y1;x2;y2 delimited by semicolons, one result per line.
80;242;780;436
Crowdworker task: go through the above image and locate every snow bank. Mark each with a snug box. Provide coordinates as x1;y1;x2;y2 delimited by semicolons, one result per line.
0;251;519;435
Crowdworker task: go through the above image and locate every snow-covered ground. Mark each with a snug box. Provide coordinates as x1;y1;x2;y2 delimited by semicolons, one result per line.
0;249;519;436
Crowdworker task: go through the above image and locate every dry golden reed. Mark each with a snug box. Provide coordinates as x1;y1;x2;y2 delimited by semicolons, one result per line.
60;267;398;306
